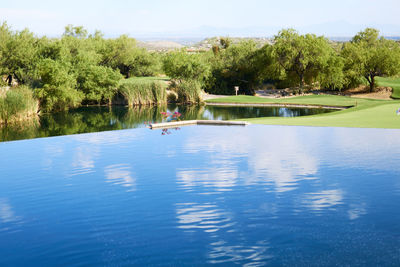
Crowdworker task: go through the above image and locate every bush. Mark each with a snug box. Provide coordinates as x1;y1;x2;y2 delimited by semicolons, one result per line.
175;80;203;104
34;85;83;112
166;91;178;103
0;86;38;124
118;78;167;106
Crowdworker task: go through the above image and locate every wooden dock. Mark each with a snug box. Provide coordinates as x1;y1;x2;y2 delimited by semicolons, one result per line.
149;120;250;129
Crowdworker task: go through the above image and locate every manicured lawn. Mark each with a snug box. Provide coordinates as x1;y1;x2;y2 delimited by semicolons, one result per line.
376;76;400;99
206;95;400;129
206;94;380;107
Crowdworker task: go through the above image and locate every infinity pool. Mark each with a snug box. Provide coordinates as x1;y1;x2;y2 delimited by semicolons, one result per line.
0;125;399;266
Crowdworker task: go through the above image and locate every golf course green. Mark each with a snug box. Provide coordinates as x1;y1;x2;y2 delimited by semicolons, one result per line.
206;94;400;129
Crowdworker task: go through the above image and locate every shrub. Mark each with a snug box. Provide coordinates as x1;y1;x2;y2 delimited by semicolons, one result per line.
175;80;203;104
0;86;38;124
118;78;167;106
166;91;178;103
34;85;83;112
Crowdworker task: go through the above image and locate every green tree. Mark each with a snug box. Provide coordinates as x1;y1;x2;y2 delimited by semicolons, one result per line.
207;41;274;95
162;50;210;84
63;24;88;39
273;29;341;90
34;58;83;112
98;35;157;78
76;65;122;104
342;28;400;92
0;23;39;85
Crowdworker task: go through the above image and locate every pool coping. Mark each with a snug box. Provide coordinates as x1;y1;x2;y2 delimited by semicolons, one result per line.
150;120;250;129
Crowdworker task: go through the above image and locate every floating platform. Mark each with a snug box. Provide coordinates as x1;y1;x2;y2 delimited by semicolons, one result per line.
149;120;250;129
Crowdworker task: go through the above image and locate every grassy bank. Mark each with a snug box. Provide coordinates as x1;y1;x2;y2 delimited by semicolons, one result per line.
376;77;400;99
206;94;371;107
118;78;167;106
0;86;39;125
206;95;400;129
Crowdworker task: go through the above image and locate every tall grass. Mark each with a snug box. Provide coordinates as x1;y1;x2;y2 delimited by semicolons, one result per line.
175;80;203;104
0;86;39;125
118;79;167;107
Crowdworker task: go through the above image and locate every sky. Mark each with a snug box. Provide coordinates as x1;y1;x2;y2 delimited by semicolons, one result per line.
0;0;399;38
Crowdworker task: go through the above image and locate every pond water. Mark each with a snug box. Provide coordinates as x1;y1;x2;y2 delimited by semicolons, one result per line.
0;125;399;266
0;104;335;142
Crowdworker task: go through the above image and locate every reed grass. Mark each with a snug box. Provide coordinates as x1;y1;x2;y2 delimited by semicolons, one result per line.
0;86;39;125
175;80;203;104
118;79;167;107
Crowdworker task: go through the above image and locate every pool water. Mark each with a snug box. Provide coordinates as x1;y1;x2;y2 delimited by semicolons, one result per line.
0;125;399;266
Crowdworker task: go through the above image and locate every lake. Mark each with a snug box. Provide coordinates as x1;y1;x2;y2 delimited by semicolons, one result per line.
0;125;399;266
0;104;335;142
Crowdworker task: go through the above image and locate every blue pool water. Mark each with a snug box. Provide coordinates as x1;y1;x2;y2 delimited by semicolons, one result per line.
0;125;400;266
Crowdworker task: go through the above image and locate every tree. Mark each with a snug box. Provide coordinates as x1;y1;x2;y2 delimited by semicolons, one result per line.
0;23;39;85
162;50;210;84
342;28;400;92
99;35;147;78
63;25;88;39
34;58;83;112
207;41;274;95
273;29;340;90
76;65;122;104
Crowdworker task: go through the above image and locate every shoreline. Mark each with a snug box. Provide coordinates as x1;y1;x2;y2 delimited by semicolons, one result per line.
205;102;349;110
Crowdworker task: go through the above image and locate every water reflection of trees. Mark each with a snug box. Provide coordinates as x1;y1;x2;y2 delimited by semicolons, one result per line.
0;104;334;142
0;106;166;142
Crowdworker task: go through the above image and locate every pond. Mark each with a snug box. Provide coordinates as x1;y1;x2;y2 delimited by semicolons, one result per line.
0;104;335;142
0;125;399;266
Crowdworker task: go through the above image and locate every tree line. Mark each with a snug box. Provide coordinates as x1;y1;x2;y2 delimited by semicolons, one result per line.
163;28;400;96
1;22;400;116
0;23;161;112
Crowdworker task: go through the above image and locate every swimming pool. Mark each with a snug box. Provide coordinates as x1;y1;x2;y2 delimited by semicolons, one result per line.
0;125;399;265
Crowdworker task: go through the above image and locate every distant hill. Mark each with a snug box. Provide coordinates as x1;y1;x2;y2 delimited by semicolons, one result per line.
137;40;183;51
189;37;273;50
136;35;400;51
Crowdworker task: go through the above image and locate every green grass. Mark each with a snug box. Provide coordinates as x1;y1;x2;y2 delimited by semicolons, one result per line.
118;78;167;106
175;80;203;104
206;95;400;129
0;86;39;125
376;76;400;99
206;94;373;107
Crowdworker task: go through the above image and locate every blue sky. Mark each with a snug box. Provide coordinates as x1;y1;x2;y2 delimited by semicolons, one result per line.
0;0;399;38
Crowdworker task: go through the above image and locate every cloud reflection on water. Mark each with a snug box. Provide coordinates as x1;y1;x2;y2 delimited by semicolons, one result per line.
208;240;271;266
177;166;238;193
175;202;271;266
176;202;234;233
303;189;344;211
0;199;19;224
182;126;318;193
104;164;136;191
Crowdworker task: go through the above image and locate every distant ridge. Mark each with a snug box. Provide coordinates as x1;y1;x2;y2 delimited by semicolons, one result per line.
137;40;183;51
136;36;400;49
